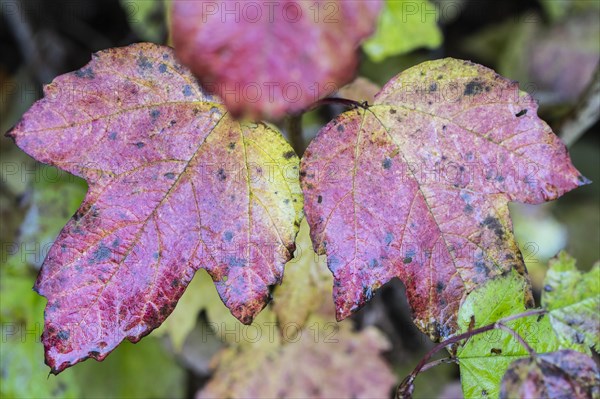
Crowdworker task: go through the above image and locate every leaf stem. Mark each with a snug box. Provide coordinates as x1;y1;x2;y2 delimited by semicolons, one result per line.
396;308;547;398
310;97;370;110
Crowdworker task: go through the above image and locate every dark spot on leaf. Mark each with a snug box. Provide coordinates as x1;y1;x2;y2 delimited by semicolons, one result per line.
317;195;323;204
382;157;392;169
515;109;527;117
74;67;95;79
574;332;585;344
228;142;236;150
490;348;502;355
496;175;505;182
384;232;393;246
224;231;234;241
363;285;373;300
228;257;246;267
481;216;504;239
137;55;152;70
429;83;437;92
464;80;483;96
544;284;553;292
112;238;120;248
158;63;168;73
283;150;295;159
57;330;70;340
464;204;473;214
183;85;193;97
474;260;489;275
171;278;180;288
135;142;145;148
436;281;445;293
370;258;379;268
403;257;412;264
164;172;175;179
337;124;344;132
437;74;443;80
389;109;397;114
217;168;226;181
160;304;169;317
89;351;100;359
108;131;117;140
90;244;111;264
150;109;160;120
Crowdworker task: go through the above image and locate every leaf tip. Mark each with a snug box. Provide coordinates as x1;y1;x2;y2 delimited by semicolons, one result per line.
577;175;592;186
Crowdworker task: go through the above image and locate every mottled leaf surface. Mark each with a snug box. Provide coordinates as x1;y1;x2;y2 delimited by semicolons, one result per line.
456;271;588;398
500;350;600;399
7;43;303;373
171;0;382;120
542;252;600;350
301;58;587;340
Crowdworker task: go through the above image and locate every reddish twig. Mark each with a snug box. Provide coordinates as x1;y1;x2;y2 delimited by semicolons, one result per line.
396;308;547;398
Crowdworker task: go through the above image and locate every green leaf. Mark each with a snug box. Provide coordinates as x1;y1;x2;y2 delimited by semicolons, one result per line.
542;251;600;350
456;270;588;399
120;0;168;42
363;0;442;62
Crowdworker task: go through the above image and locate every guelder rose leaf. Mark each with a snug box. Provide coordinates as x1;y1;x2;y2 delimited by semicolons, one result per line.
7;43;303;373
542;252;600;350
301;58;588;341
500;350;600;399
456;270;588;398
171;0;382;120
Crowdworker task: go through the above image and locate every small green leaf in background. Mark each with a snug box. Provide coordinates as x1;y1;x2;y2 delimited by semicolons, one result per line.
500;350;599;399
539;0;600;22
363;0;442;62
119;0;169;43
542;251;600;350
18;166;87;269
456;270;589;399
70;337;185;399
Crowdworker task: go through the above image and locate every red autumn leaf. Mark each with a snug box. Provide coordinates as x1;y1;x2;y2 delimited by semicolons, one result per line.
171;0;382;120
500;350;600;399
300;58;588;341
6;43;303;373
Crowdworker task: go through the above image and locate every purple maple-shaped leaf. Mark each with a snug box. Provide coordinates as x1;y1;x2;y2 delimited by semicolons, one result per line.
7;43;303;373
300;58;589;341
171;0;382;120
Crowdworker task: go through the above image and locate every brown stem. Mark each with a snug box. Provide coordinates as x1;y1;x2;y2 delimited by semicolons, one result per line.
396;308;547;398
